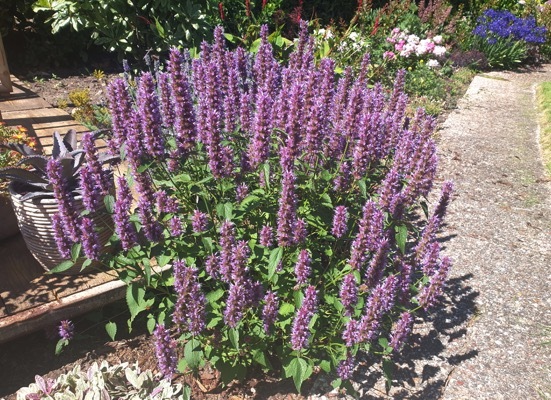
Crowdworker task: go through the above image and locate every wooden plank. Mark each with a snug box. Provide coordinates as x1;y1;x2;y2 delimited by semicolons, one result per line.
0;264;172;344
0;108;88;154
0;79;47;112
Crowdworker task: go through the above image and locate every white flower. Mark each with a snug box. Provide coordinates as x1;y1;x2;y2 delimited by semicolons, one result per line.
433;45;447;57
427;59;440;68
407;34;420;45
518;0;526;5
433;35;443;44
416;39;431;55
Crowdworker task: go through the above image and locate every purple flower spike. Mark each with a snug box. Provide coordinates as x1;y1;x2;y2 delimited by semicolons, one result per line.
331;206;349;238
157;72;176;127
337;353;355;380
58;320;74;340
349;201;384;270
153;324;178;378
340;273;358;316
106;78;133;154
294;249;312;286
224;283;246;328
262;291;279;333
52;213;72;259
417;256;452;310
79;164;101;213
294;218;307;245
80;216;100;261
172;260;206;335
191;210;209;233
155;190;179;214
137;72;165;159
259;224;273;247
168;216;183;237
389;312;414;351
290;285;318;351
168;48;197;153
236;182;249;202
47;159;80;242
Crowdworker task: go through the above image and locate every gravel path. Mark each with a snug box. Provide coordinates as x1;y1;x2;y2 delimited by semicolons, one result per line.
436;67;551;399
310;67;551;399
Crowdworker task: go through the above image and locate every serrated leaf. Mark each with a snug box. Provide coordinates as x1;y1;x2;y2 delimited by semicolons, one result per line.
206;288;225;303
157;254;172;267
279;302;295;316
184;338;203;370
216;202;233;221
48;260;75;274
268;247;283;280
285;357;311;392
252;349;272;369
201;237;214;253
71;242;81;261
320;359;331;373
103;194;115;214
105;322;117;341
228;327;239;350
146;317;156;334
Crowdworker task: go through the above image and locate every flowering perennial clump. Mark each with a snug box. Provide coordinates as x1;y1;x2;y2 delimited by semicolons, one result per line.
54;22;456;391
473;9;547;44
385;27;447;68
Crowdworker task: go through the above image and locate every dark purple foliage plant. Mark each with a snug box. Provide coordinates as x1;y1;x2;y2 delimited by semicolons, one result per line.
69;22;455;393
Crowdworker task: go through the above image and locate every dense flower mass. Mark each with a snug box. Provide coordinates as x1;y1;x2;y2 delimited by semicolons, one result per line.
473;9;547;44
96;22;454;390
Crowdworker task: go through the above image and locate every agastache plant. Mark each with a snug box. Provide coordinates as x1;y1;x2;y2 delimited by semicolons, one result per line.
92;23;455;393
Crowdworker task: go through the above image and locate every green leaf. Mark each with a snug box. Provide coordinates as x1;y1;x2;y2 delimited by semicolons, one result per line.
105;321;117;341
395;224;408;255
146;317;156;334
206;288;225;303
267;247;283;280
103;194;115;214
48;260;75;274
184;338;203;370
252;349;272;369
382;357;394;393
279;302;295;316
320;359;331;373
126;283;154;325
55;339;69;355
228;327;239;350
216;202;233;221
71;243;81;262
157;254;172;267
284;357;311;392
201;237;214;253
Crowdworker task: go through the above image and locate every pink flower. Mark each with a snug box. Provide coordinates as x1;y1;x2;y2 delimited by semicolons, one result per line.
383;51;396;60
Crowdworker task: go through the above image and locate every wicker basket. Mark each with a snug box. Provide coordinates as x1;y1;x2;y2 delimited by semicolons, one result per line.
8;183;113;274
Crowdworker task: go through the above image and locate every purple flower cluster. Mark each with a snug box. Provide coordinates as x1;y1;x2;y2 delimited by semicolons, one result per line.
153;324;178;378
262;291;279;333
172;260;206;335
294;249;311;286
290;285;318;350
340;273;358;316
58;320;74;340
331;206;349;238
473;9;547;44
389;312;414;351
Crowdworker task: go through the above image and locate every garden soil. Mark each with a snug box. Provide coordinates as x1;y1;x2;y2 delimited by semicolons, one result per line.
1;66;550;399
